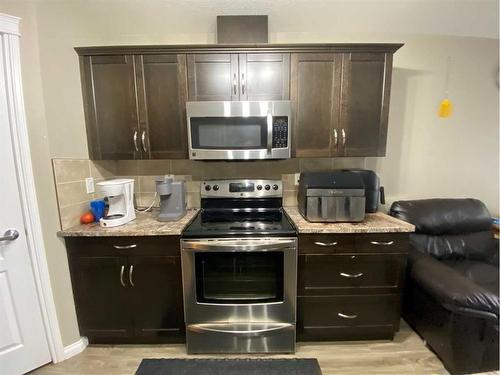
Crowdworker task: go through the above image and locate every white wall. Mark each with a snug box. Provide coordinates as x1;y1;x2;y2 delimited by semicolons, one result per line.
0;0;498;346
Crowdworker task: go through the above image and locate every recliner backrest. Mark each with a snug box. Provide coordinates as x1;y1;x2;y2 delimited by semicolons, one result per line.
390;199;494;260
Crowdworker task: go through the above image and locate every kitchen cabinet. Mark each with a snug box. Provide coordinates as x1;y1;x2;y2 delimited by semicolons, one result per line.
79;54;188;160
296;233;408;341
291;51;394;157
187;53;290;101
66;236;185;344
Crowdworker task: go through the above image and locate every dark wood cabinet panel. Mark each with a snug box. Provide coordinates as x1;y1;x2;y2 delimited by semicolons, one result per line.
298;253;406;296
69;255;132;341
339;52;392;156
135;54;188;159
290;53;342;157
239;53;290;100
80;55;140;160
187;54;239;101
129;255;185;342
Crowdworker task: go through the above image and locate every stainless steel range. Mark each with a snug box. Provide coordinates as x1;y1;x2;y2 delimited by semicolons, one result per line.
181;179;298;354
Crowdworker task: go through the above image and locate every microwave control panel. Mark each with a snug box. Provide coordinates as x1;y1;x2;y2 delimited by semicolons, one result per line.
272;117;289;148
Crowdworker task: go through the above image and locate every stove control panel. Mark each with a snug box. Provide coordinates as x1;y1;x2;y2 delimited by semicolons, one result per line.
201;179;283;198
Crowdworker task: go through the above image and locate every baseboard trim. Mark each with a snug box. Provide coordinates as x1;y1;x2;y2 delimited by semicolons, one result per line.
63;337;88;360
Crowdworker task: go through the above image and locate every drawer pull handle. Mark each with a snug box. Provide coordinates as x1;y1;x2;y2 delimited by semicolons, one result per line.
119;265;126;287
314;241;338;247
370;240;394;246
340;272;363;278
338;312;358;319
113;244;137;249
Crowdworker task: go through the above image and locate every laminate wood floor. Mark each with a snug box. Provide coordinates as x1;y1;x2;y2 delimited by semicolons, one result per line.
31;321;498;375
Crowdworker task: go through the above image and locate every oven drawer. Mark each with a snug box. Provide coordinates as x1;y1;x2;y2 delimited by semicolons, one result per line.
298;254;406;295
297;294;400;341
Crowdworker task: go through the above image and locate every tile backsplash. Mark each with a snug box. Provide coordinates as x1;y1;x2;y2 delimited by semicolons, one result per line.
52;158;366;230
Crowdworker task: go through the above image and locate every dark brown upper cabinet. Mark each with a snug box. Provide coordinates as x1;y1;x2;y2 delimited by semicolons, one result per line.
187;53;290;101
79;54;187;160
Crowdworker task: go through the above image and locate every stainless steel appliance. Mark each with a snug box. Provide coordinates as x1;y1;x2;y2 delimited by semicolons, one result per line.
181;179;297;353
186;101;291;160
297;171;366;222
155;175;187;221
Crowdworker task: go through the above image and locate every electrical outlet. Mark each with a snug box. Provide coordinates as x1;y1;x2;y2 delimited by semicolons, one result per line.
85;177;95;194
294;173;300;186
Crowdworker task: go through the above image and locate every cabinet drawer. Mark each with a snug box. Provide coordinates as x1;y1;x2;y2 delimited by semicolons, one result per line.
354;233;408;253
298;254;406;296
298;294;399;330
65;236;181;257
299;234;354;254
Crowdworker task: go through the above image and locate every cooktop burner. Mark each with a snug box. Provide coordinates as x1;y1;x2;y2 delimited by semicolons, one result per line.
182;179;297;238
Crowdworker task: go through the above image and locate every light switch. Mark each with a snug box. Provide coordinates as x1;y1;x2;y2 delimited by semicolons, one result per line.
85;177;95;194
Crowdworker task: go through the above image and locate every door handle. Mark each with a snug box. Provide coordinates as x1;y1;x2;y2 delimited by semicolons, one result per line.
141;130;148;152
333;129;338;147
241;73;246;95
0;229;19;241
338;312;358;319
133;130;139;152
233;73;237;95
341;128;346;147
340;272;363;278
119;265;126;287
314;241;338;247
128;265;135;287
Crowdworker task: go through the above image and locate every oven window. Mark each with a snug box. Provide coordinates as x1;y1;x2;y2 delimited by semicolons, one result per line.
190;117;267;149
195;251;284;304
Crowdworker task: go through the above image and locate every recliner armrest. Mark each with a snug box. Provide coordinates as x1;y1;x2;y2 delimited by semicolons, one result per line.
411;251;499;319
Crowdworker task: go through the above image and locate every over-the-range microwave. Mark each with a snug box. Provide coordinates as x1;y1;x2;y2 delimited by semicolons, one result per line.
186;101;291;160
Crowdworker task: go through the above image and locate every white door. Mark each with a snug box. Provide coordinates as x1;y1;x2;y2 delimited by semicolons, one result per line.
0;32;51;374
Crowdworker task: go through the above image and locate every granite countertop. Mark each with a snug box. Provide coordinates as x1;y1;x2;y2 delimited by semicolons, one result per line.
284;207;415;234
58;209;198;237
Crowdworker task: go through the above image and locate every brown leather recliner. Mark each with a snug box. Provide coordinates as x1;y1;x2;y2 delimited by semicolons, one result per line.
390;199;499;375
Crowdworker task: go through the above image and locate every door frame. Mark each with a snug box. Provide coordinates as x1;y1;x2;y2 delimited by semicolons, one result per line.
0;13;68;363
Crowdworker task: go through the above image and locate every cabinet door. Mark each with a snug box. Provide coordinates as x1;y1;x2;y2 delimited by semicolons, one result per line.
135;54;188;159
129;255;185;342
69;255;132;342
80;55;140;160
187;54;239;101
290;53;342;157
339;52;392;156
239;53;290;100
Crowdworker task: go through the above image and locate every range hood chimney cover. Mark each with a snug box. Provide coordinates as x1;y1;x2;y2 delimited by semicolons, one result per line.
217;15;268;44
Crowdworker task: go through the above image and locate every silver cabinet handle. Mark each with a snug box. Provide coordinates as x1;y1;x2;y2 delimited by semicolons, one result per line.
340;272;363;278
370;241;394;246
333;129;338;147
341;128;346;147
133;130;139;152
128;265;135;287
113;244;137;249
338;312;358;319
241;73;245;95
314;241;338;247
233;73;237;95
141;130;147;152
0;229;19;241
119;265;126;287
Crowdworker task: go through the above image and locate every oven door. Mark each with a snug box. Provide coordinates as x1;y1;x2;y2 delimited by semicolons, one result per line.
186;101;290;160
181;238;297;325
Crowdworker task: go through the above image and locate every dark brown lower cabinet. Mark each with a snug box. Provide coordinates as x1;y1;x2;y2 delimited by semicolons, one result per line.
66;236;185;344
296;233;408;341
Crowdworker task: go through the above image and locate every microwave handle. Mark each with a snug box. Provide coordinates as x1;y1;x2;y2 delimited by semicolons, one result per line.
266;111;273;155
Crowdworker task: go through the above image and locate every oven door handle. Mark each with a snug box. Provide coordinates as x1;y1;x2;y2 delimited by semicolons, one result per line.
182;239;296;252
188;323;293;335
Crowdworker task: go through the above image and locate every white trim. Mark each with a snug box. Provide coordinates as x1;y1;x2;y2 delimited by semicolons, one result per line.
0;13;20;35
0;14;66;363
63;337;88;360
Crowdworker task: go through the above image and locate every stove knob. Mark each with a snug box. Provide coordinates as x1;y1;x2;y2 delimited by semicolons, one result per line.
265;184;271;190
205;185;211;191
273;184;279;190
213;185;219;191
257;185;263;190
